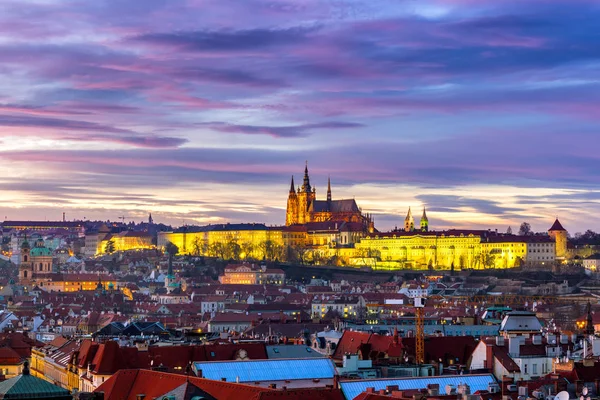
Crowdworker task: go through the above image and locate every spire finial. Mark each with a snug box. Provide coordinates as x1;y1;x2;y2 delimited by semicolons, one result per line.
289;176;295;193
302;162;311;192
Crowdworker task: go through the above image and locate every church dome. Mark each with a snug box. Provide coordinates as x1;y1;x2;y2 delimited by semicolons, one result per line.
30;246;52;257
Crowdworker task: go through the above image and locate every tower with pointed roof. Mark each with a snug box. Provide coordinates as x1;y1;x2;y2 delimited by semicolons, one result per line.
327;176;332;203
420;208;429;232
548;218;568;259
285;176;298;225
404;208;415;232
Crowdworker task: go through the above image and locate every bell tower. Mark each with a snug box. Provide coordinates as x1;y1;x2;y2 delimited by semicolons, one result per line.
285;176;298;226
404;207;415;232
19;239;33;285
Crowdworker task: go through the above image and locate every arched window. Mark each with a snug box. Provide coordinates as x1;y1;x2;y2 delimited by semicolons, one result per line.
39;264;43;271
24;271;28;278
23;256;28;262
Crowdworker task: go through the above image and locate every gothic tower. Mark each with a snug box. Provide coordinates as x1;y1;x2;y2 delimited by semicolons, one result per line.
404;207;415;232
327;176;332;203
285;176;298;226
420;207;429;232
296;163;316;224
548;218;568;259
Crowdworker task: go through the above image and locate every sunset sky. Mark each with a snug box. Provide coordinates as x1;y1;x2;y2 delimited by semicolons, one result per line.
1;0;599;233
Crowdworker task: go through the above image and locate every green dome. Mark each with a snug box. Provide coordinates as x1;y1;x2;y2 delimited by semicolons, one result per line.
30;247;52;257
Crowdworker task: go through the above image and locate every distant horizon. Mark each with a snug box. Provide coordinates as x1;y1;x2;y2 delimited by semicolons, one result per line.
1;1;599;234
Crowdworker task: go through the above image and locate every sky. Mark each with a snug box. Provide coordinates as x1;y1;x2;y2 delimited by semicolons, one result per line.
0;0;599;234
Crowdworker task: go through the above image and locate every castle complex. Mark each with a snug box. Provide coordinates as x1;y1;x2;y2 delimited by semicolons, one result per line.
156;164;570;270
285;164;374;233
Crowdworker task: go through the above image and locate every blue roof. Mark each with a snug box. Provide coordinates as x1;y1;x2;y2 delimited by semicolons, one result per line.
266;345;325;359
194;358;336;382
339;374;496;400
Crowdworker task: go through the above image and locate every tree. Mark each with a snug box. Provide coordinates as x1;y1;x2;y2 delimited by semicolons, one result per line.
240;241;255;260
482;251;496;269
104;239;115;254
225;239;241;261
290;244;311;265
209;242;227;260
258;240;283;261
506;226;513;235
191;236;203;256
518;222;532;236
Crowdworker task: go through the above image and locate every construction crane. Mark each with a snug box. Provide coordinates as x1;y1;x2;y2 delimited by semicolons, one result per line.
414;297;426;365
118;215;127;223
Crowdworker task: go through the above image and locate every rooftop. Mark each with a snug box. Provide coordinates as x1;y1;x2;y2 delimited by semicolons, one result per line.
193;358;336;383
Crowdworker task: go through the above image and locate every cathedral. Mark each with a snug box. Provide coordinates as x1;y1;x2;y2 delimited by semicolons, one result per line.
18;237;54;286
285;164;374;232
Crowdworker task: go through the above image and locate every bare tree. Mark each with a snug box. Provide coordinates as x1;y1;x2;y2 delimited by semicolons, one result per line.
518;222;532;236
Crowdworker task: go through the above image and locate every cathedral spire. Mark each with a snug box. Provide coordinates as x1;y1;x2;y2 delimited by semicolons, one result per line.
289;176;295;193
301;161;312;192
327;176;332;202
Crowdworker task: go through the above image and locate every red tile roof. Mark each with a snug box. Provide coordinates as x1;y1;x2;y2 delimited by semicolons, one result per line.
96;369;344;400
0;346;23;365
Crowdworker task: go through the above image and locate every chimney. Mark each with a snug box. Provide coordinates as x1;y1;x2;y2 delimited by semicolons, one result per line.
136;395;146;400
485;344;494;370
269;384;277;389
366;388;375;394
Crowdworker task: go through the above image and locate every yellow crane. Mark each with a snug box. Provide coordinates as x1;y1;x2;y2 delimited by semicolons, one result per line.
414;297;426;364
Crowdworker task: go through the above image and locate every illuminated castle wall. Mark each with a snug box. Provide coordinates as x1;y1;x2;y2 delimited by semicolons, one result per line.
354;217;561;270
158;224;284;259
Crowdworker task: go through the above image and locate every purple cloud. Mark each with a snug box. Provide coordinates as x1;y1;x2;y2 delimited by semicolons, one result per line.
0;0;599;230
198;121;364;138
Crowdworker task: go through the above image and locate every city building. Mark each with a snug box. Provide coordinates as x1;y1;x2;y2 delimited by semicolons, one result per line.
583;253;600;272
218;263;285;285
2;220;84;234
97;230;154;254
355;229;485;270
285;164;374;232
37;274;117;292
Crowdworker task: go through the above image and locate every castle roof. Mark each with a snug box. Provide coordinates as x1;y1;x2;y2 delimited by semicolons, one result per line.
309;199;359;213
549;218;566;232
